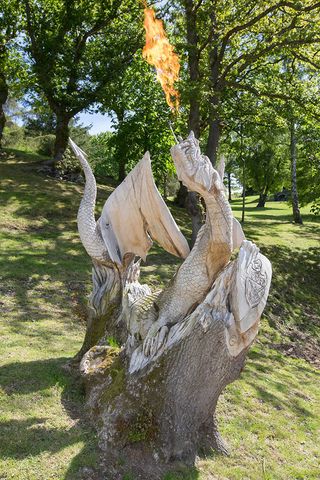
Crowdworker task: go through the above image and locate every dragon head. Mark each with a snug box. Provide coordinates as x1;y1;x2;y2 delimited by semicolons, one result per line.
171;131;224;197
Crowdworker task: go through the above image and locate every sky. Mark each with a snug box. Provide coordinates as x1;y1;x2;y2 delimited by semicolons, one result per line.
77;111;114;135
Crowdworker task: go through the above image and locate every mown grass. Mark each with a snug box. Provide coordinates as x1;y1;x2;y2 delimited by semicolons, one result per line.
0;148;319;479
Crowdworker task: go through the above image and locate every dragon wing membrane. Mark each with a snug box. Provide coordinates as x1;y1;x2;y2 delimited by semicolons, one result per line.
99;152;190;264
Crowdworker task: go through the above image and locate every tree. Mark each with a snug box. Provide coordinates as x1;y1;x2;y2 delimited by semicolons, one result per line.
289;120;303;223
248;144;286;208
88;131;117;179
263;55;320;223
23;95;57;136
171;0;319;160
70;133;272;478
296;118;320;215
0;0;24;146
22;0;142;167
101;54;176;187
170;0;320;235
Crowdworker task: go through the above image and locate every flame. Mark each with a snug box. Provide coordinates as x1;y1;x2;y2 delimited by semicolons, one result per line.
142;7;180;112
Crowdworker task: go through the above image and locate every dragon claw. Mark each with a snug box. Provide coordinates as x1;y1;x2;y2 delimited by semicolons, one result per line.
143;324;169;357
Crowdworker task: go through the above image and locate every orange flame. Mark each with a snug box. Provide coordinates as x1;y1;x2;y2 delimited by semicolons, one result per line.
142;7;180;112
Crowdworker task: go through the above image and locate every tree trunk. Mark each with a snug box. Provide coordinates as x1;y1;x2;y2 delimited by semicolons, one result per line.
186;191;203;246
74;133;272;479
185;0;200;140
206;116;220;166
79;242;271;479
72;262;124;363
0;72;9;148
118;157;126;183
53;112;71;167
174;185;202;247
82;320;246;479
240;126;245;223
227;172;232;202
115;108;126;183
174;0;202;244
290;121;303;224
206;13;221;167
256;192;267;208
174;182;188;207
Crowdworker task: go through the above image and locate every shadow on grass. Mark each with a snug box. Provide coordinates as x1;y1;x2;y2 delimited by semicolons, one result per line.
261;245;320;336
0;150;111;333
0;356;203;480
0;357;99;479
245;347;319;420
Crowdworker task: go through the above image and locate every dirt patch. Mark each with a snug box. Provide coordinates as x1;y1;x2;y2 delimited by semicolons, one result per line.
269;328;320;369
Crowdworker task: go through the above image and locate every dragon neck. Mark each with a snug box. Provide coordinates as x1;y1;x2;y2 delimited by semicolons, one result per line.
69;139;107;262
202;191;233;251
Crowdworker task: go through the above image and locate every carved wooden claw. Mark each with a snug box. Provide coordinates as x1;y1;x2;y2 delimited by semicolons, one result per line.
143;325;169;357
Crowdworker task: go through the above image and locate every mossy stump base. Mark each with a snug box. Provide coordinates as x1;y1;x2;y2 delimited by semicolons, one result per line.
80;319;247;480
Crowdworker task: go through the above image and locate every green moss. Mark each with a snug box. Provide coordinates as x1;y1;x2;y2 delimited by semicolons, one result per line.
99;354;126;405
107;336;121;348
127;409;158;443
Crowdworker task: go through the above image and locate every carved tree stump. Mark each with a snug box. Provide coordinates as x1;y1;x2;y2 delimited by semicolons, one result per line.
81;324;246;479
69;134;272;479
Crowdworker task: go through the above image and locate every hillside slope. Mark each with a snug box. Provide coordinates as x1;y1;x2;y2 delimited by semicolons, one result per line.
0;149;319;480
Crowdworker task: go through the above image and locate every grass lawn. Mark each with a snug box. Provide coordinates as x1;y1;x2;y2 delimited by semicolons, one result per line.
0;149;319;480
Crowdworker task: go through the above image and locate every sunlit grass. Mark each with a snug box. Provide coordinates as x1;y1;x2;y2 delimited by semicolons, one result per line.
0;149;319;479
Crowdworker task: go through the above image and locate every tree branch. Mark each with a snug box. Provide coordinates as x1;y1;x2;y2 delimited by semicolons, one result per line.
221;37;320;81
293;51;320;69
226;80;320;121
218;1;320;64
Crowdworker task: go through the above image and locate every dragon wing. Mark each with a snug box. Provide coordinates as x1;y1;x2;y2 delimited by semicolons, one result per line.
99;152;190;264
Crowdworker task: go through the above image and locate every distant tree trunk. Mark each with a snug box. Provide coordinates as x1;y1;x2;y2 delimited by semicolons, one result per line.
118;158;126;183
227;172;232;202
53;112;71;166
290;121;303;224
0;72;8;148
256;192;267;208
176;0;202;245
240;125;245;223
175;183;187;207
206;115;220;166
186;191;203;245
206;11;221;167
115;108;126;183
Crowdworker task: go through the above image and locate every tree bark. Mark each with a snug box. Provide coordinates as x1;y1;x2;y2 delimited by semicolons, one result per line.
81;320;246;479
53;112;71;166
78;242;272;479
185;191;203;246
174;0;203;245
115;108;126;183
290;121;303;224
206;9;221;167
72;262;124;363
118;157;126;183
184;0;200;140
256;192;267;208
0;72;9;148
206;114;220;166
227;172;232;202
240;126;245;223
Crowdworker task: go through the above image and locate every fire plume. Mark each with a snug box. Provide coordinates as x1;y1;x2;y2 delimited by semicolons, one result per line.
142;7;180;112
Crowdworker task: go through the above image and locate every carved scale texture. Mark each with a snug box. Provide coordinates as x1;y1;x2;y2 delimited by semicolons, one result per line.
139;161;233;338
69;140;108;262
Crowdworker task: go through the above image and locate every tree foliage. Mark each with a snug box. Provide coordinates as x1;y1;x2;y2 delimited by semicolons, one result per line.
21;0;143;164
101;54;176;188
